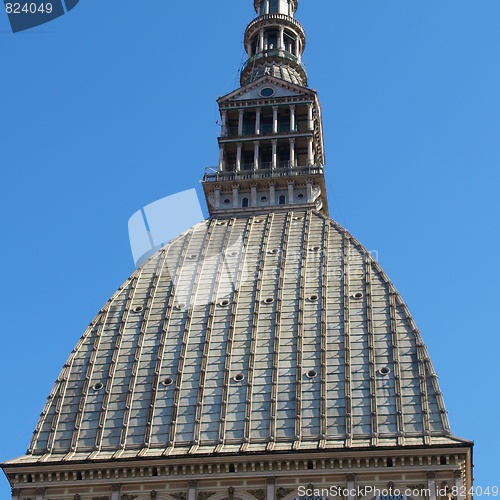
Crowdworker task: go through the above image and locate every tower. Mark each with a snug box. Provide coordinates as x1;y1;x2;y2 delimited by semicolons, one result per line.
1;2;473;500
203;0;327;217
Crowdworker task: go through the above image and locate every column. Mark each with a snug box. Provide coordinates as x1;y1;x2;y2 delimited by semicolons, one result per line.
218;145;224;171
35;489;46;500
238;109;244;136
253;141;260;171
214;187;221;209
427;472;437;500
265;0;270;14
288;182;294;203
289;139;295;167
246;42;252;57
306;180;313;202
259;29;265;52
236;143;242;171
454;471;465;500
188;480;198;500
269;183;276;204
221;109;228;136
272;106;278;133
272;140;277;169
307;137;314;166
295;38;301;57
251;185;257;206
255;108;261;135
232;185;239;208
278;27;285;50
346;475;356;500
111;484;121;500
266;477;276;500
289;105;296;131
307;102;314;130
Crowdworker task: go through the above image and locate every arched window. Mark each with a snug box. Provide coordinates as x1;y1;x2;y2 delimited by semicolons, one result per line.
279;195;286;205
242;197;249;208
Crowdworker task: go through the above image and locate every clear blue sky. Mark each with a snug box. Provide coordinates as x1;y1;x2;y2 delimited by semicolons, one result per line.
1;0;499;494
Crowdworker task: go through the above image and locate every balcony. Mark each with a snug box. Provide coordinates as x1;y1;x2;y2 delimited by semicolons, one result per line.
241;49;307;76
244;13;306;46
202;164;324;183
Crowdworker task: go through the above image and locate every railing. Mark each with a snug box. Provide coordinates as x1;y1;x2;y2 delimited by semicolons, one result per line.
203;164;324;183
244;13;306;42
241;49;307;75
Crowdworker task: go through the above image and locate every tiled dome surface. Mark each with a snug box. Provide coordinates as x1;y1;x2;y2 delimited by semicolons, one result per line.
17;210;464;464
242;63;305;86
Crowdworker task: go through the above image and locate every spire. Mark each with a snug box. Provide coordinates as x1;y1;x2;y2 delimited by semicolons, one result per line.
241;0;307;87
201;0;328;217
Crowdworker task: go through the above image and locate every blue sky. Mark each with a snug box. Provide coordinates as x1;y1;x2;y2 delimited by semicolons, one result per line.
1;0;499;494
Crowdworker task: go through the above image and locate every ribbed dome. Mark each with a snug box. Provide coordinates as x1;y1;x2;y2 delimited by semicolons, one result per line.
20;210;464;464
241;62;305;87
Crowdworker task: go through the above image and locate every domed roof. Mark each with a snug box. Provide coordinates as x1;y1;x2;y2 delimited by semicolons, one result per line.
241;62;305;87
16;210;465;464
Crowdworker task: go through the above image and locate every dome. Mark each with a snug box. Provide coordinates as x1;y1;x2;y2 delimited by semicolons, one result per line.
241;62;306;87
18;210;464;465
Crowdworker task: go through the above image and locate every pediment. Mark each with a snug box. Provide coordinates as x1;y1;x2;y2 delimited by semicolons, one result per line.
218;76;315;104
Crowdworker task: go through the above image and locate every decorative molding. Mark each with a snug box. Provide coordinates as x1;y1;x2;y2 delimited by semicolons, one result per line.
228;487;235;499
172;493;187;500
197;492;216;500
248;489;266;500
121;495;138;500
276;488;294;500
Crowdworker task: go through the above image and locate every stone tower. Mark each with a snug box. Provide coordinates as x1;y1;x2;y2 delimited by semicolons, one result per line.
1;1;473;500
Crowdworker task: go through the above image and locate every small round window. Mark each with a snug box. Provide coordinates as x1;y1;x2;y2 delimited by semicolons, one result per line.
259;87;275;98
